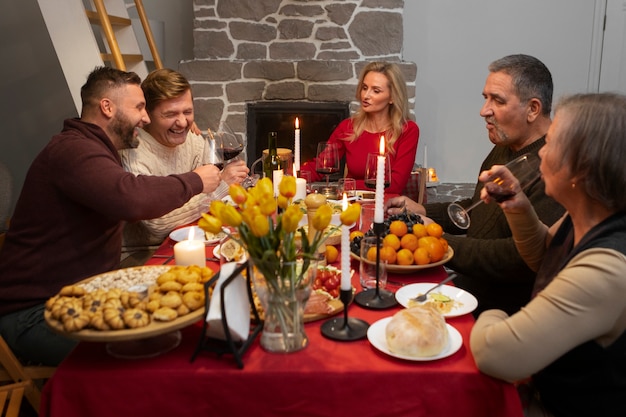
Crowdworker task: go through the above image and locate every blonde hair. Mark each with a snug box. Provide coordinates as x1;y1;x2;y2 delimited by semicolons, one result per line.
348;62;411;155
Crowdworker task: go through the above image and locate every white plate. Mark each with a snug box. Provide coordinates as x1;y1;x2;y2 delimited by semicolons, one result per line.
213;244;247;264
367;317;462;361
169;226;226;245
394;283;478;318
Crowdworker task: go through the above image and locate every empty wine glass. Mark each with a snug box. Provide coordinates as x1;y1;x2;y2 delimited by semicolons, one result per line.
447;153;541;229
364;152;391;190
316;141;340;187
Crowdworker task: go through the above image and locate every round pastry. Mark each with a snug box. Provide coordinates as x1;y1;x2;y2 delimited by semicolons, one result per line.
123;308;150;328
89;311;112;331
181;282;204;293
176;303;190;317
156;271;178;286
153;307;178;322
159;291;183;309
146;299;161;313
385;305;449;358
59;284;86;297
158;280;183;293
182;291;204;311
103;306;126;330
61;306;90;332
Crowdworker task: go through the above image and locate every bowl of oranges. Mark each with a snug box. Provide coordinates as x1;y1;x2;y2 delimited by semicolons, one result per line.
349;213;453;274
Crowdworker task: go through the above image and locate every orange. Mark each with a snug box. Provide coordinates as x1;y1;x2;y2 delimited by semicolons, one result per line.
396;248;414;265
418;236;438;249
413;247;430;265
412;223;428;239
383;234;401;251
426;223;444;238
350;230;364;241
400;233;419;252
379;246;397;264
325;245;339;263
389;220;408;237
366;246;378;262
424;238;445;262
439;237;449;253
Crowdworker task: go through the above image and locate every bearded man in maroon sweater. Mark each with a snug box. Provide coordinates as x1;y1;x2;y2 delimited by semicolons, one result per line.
0;67;221;365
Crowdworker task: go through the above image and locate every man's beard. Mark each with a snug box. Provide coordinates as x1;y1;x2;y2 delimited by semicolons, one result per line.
111;112;139;149
487;118;510;145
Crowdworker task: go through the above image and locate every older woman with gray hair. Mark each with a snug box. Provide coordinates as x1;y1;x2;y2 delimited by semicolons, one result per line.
470;93;626;417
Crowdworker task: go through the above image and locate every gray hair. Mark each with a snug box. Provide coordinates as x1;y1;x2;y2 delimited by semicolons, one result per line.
489;54;553;115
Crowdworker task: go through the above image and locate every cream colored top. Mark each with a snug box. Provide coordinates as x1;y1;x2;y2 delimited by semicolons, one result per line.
119;129;213;249
470;211;626;383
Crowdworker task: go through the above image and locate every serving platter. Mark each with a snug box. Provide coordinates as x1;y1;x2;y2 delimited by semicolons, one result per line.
350;247;454;274
367;317;462;361
44;266;205;342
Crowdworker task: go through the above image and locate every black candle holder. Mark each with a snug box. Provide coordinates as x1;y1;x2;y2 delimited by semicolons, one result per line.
320;288;369;341
354;222;398;309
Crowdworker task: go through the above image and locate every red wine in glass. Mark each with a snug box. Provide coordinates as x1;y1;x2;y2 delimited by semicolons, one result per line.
222;146;243;162
484;181;516;202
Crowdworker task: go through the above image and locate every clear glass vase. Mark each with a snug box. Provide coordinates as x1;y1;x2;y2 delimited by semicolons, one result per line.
251;257;318;353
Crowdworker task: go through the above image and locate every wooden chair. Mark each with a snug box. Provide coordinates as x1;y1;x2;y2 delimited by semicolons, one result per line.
0;336;56;414
0;380;30;417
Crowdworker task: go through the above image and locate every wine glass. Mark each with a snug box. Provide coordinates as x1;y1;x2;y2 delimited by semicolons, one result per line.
447;153;541;229
213;121;259;189
364;152;391;190
315;142;340;187
204;128;224;170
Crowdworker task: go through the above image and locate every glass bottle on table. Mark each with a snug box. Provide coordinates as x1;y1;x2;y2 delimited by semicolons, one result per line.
263;131;283;195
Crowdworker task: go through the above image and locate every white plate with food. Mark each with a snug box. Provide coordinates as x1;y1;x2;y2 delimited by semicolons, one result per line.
394;283;478;317
367;317;462;361
169;226;227;245
213;240;247;264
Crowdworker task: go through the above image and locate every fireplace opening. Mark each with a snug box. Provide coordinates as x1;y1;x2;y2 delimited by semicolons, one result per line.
246;101;350;180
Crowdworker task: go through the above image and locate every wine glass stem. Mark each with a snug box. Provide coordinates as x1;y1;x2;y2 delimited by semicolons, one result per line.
463;199;483;215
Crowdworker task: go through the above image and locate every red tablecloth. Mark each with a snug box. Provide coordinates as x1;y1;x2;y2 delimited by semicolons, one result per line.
40;236;523;417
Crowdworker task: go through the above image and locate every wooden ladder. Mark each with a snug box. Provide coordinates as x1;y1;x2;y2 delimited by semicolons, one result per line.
85;0;162;72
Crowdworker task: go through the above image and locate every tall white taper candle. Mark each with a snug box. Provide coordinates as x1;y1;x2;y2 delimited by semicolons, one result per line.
374;136;385;223
340;193;351;290
294;117;300;173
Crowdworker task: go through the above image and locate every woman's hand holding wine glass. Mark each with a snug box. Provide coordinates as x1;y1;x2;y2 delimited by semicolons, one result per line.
447;153;541;229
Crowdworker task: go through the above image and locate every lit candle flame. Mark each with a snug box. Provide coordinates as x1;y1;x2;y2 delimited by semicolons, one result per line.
295;117;300;129
379;135;385;155
187;227;195;240
342;192;348;211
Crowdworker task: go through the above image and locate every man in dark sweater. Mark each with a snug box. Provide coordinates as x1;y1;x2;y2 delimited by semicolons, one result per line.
386;54;565;316
0;67;221;365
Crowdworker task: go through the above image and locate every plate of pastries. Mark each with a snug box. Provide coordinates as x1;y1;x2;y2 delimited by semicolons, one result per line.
44;265;214;342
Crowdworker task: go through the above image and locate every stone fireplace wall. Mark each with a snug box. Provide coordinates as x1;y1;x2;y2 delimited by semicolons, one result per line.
179;0;416;158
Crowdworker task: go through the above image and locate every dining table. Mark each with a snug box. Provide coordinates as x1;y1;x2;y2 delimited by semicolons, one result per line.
40;224;524;417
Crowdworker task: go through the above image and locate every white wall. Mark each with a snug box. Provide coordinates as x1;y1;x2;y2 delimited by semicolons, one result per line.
403;0;601;183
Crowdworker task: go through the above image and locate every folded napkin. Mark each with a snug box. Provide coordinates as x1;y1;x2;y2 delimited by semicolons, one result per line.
206;262;250;342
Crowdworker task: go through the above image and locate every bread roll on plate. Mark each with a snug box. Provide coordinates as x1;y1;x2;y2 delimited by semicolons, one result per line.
385;305;448;357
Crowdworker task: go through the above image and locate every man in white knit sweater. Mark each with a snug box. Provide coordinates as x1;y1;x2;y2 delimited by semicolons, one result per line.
119;69;249;251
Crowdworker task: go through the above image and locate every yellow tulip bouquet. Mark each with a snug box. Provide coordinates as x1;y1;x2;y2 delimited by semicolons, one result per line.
198;176;360;352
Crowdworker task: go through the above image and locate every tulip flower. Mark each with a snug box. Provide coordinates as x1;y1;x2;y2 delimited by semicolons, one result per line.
229;184;247;205
282;205;303;233
198;213;222;234
249;213;269;237
220;204;242;227
278;175;296;198
340;202;361;226
311;204;332;231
